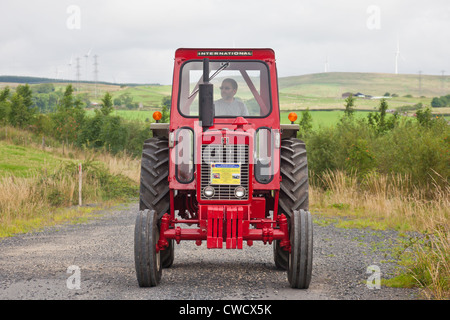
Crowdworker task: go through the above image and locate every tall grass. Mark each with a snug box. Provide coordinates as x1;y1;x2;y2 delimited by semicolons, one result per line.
310;169;449;299
410;225;450;300
312;170;449;231
0;125;139;237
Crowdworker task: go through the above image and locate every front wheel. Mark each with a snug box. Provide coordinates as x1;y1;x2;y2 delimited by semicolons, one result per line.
139;137;174;268
274;138;309;270
288;209;313;289
134;209;162;287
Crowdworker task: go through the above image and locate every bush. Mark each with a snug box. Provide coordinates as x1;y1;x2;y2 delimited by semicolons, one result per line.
305;115;449;194
305;126;340;178
431;95;450;108
374;118;449;192
99;115;129;154
345;139;376;178
43;159;138;204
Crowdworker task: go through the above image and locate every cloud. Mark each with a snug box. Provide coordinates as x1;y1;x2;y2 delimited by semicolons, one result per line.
0;0;449;84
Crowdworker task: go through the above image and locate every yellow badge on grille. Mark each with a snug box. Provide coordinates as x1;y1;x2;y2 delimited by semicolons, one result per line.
211;163;241;185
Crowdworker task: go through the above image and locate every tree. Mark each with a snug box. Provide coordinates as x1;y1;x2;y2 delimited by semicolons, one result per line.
367;98;397;134
298;108;313;138
34;83;55;94
378;98;388;128
101;92;114;116
8;93;26;127
16;84;34;111
415;107;434;127
59;84;74;111
161;96;171;123
52;85;85;144
344;94;355;117
77;112;104;148
162;96;171;108
100;116;129;154
431;95;450;108
0;87;11;124
8;84;37;128
0;87;10;102
160;104;169;123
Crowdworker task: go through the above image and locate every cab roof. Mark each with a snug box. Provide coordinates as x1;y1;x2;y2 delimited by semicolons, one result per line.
175;48;275;61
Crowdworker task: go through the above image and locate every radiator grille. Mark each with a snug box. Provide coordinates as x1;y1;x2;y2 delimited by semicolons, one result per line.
201;144;249;200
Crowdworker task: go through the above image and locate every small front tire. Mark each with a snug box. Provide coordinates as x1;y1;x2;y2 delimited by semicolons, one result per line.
287;209;313;289
134;209;162;287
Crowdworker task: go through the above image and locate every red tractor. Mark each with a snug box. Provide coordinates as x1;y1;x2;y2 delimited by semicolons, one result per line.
134;48;312;289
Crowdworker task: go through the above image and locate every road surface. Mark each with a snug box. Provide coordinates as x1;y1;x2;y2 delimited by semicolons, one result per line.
0;202;419;301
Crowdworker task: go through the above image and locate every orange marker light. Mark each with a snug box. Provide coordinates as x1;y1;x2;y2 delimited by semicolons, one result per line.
153;111;162;122
288;112;298;123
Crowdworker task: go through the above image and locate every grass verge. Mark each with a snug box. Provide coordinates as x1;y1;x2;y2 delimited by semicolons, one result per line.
310;170;449;300
0;126;139;238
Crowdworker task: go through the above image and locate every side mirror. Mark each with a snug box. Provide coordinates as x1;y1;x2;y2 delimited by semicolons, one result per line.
199;58;214;129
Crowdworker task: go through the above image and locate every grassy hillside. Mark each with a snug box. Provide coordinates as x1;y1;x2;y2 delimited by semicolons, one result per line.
50;82;172;108
0;142;68;177
278;72;450;113
279;72;449;98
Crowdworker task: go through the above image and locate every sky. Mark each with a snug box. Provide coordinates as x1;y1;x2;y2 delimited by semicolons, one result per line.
0;0;449;85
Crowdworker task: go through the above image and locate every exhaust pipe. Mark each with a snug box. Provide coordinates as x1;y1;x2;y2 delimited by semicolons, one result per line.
199;58;215;129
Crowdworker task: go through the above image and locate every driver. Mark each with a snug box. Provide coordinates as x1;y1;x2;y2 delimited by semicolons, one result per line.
214;78;249;116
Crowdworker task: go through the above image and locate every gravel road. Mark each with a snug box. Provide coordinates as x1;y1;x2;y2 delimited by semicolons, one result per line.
0;202;419;301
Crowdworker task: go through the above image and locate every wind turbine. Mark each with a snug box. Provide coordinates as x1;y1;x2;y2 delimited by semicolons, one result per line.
324;55;330;73
395;39;400;74
394;37;406;75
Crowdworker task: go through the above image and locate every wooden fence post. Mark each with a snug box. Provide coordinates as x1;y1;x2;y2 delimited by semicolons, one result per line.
78;163;82;206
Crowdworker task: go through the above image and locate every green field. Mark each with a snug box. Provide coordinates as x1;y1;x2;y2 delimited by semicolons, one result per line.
92;108;372;129
108;85;171;108
0;141;67;177
280;110;371;128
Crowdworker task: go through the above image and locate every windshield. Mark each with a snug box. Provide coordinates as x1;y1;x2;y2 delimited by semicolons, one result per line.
178;61;271;118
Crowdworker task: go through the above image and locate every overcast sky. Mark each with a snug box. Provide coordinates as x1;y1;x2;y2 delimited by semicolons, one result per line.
1;0;449;84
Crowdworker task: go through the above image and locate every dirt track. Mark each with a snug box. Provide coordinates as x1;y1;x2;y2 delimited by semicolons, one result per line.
0;202;419;301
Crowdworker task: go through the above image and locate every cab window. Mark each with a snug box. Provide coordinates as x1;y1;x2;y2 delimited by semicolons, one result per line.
178;61;271;118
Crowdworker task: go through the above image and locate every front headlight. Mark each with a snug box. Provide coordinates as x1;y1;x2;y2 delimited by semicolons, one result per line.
234;186;246;198
204;186;215;198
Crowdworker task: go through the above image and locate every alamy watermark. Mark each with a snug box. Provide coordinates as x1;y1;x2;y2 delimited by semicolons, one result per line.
366;5;381;30
66;265;81;290
66;5;81;30
366;265;381;289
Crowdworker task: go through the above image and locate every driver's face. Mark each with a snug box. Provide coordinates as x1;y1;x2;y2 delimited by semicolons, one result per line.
220;82;236;100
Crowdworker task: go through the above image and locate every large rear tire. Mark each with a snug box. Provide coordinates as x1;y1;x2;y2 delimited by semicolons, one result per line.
140;137;174;268
274;138;309;270
134;209;162;287
288;209;313;289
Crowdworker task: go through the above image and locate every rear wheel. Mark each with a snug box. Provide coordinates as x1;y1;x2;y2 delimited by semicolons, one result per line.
134;209;162;287
288;209;313;289
274;138;309;270
140;137;174;268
